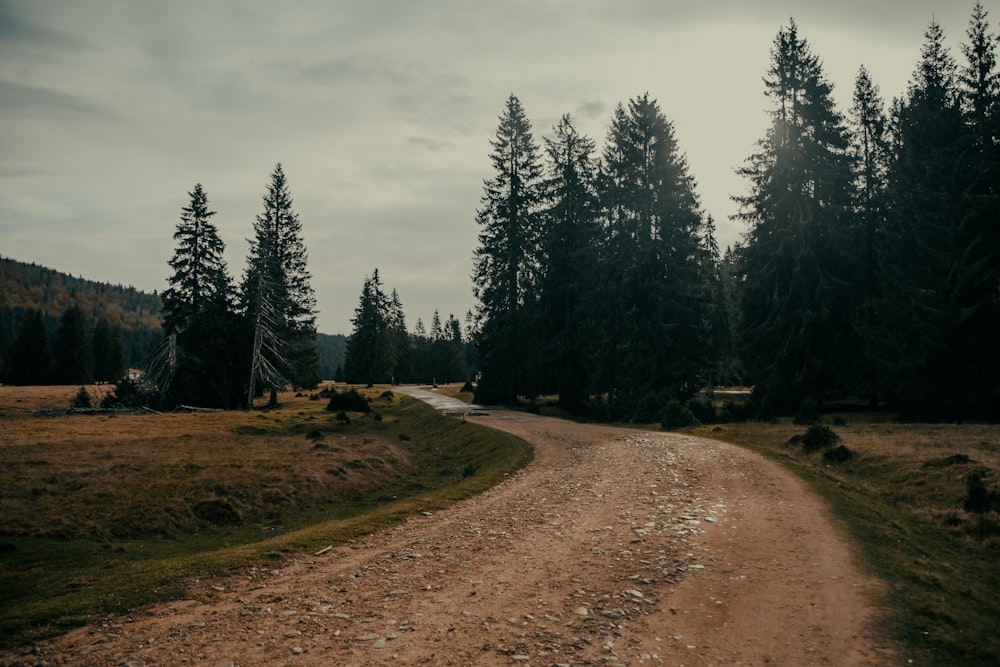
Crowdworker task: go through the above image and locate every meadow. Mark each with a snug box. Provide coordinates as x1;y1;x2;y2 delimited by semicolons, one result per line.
0;384;532;648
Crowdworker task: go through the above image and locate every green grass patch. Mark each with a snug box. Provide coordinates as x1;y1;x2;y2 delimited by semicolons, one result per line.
696;419;1000;666
0;390;532;649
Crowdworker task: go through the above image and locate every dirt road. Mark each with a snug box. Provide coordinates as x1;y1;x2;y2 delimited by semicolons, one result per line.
15;397;902;666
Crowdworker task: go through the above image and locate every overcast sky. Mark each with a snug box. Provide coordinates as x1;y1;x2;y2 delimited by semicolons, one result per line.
1;1;993;334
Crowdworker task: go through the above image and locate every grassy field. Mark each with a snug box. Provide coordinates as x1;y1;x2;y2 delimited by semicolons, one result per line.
0;384;533;648
692;416;1000;666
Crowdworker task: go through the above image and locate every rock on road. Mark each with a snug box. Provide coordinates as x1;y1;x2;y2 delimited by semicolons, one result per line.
16;388;902;666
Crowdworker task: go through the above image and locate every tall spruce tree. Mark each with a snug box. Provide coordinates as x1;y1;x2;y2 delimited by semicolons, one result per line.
242;164;321;406
593;94;709;418
957;2;1000;417
160;183;244;408
535;113;599;409
883;20;972;418
344;269;396;385
54;303;94;385
92;316;126;383
387;289;411;383
11;309;53;385
735;20;856;413
162;183;230;334
472;94;544;403
849;66;890;404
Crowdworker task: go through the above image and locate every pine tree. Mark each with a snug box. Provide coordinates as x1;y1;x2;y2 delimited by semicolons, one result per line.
0;324;10;384
472;94;545;403
92;316;126;383
387;289;410;383
53;303;94;385
593;94;709;418
161;183;230;335
883;20;974;418
11;309;53;385
242;164;320;406
410;317;430;383
957;2;1000;417
344;270;397;385
735;20;857;413
160;183;243;408
849;66;890;404
534;113;599;409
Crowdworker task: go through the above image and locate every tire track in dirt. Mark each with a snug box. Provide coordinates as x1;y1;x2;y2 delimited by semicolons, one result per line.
12;405;903;666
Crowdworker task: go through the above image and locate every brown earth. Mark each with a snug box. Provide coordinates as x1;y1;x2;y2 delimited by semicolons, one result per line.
10;409;904;666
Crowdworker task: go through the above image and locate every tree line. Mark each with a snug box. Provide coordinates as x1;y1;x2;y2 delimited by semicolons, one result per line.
471;4;1000;422
1;304;126;386
341;268;472;386
0;256;161;378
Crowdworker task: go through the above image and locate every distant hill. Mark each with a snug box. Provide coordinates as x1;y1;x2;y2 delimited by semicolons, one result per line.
1;255;163;368
0;255;345;379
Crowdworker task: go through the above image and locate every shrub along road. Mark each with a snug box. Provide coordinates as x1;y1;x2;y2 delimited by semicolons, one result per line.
17;393;903;665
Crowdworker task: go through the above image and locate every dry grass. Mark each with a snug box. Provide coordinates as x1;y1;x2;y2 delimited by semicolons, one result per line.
1;386;410;539
0;384;533;648
696;416;1000;665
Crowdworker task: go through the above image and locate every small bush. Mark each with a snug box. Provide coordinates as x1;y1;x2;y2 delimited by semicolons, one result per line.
822;444;855;463
101;376;158;409
633;390;664;424
661;399;699;430
325;388;371;413
70;387;93;409
964;473;996;514
305;427;324;441
461;381;475;393
800;424;840;453
968;512;1000;538
334;410;351;425
687;397;717;424
793;401;821;425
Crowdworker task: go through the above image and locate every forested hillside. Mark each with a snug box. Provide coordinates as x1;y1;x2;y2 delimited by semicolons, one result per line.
0;256;163;370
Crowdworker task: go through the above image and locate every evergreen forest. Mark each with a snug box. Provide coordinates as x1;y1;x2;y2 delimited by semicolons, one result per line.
470;9;1000;422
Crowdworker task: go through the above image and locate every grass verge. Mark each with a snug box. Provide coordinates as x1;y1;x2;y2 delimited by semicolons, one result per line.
694;418;1000;666
0;386;532;649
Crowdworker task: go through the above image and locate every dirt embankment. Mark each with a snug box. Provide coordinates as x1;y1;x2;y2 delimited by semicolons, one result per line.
11;409;903;666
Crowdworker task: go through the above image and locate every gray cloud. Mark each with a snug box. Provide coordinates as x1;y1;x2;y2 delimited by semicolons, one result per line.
300;54;416;87
0;80;111;116
0;1;91;53
575;100;608;119
0;165;53;179
408;136;451;152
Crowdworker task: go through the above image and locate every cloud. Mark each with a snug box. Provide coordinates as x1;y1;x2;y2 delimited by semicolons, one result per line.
407;136;451;152
0;80;111;116
0;1;91;53
299;54;416;87
0;165;53;179
575;100;607;119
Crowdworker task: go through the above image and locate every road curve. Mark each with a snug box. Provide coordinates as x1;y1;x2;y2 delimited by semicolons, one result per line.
17;393;903;666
